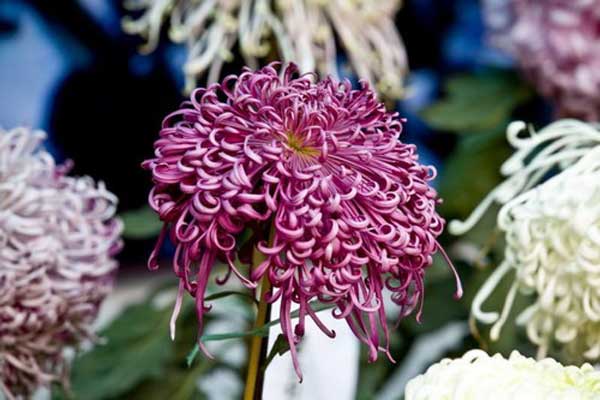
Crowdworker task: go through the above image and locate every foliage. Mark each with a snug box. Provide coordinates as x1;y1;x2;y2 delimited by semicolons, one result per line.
421;70;532;219
186;302;334;366
120;205;163;240
438;129;512;218
53;289;231;400
65;303;174;400
55;288;331;400
421;70;533;135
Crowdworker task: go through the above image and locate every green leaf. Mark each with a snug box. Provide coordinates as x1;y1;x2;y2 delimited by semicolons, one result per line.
421;71;532;134
65;303;176;400
356;352;389;400
125;361;212;400
261;334;290;372
187;302;334;366
404;277;467;334
236;227;254;249
120;205;163;240
438;129;512;218
204;290;258;306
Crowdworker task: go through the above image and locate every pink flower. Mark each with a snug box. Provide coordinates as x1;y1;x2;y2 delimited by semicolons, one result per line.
483;0;600;120
0;127;122;399
143;63;461;378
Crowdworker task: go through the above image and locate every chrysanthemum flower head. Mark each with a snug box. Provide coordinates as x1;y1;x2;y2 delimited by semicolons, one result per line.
450;119;600;362
0;127;122;399
143;63;461;378
482;0;600;120
405;349;600;400
122;0;407;98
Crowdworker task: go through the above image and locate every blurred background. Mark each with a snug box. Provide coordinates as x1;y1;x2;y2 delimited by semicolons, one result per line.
1;0;557;399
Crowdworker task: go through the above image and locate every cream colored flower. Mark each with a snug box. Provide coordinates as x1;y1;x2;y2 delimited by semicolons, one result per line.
405;350;600;400
450;119;600;362
122;0;407;97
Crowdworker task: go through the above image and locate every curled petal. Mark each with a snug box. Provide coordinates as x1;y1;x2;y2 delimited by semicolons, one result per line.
142;63;453;380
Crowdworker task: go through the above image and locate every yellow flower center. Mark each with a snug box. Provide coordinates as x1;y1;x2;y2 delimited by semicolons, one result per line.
286;132;319;157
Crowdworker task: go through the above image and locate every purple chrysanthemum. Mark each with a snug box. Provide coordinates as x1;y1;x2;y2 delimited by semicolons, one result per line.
0;127;122;399
483;0;600;120
143;63;461;377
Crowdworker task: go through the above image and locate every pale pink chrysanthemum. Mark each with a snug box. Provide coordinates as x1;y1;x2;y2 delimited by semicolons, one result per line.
482;0;600;120
143;63;461;378
0;127;122;399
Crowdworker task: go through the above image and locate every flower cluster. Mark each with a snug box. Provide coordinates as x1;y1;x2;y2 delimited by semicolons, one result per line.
0;127;122;399
123;0;407;97
143;63;460;378
405;350;600;400
450;119;600;362
482;0;600;119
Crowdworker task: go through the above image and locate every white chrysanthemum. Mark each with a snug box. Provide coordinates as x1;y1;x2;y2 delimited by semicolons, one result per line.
450;119;600;362
0;127;122;399
122;0;407;97
405;350;600;400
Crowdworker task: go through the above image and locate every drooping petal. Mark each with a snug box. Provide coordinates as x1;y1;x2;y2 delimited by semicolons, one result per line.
144;63;458;377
